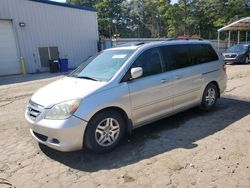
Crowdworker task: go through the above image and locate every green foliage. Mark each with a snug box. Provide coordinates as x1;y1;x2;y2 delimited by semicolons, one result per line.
66;0;250;39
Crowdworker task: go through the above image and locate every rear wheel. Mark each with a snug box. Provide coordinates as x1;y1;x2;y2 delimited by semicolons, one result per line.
245;56;249;64
200;83;219;111
84;110;125;153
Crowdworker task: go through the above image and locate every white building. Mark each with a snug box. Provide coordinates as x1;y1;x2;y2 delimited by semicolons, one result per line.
0;0;99;76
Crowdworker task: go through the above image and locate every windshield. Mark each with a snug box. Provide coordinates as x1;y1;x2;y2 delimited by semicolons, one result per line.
70;50;134;82
227;45;247;53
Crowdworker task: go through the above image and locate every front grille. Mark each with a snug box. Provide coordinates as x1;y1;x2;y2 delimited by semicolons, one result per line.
28;106;41;120
33;131;48;141
27;100;43;120
225;54;237;58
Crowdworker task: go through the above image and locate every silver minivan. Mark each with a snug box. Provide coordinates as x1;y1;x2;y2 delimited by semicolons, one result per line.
25;40;227;153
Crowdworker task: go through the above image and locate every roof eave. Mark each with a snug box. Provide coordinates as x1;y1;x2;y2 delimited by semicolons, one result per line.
218;17;250;32
29;0;97;12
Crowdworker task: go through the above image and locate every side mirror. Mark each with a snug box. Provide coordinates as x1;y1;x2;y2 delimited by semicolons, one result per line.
131;67;143;79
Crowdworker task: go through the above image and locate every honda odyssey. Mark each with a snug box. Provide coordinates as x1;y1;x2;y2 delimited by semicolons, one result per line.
25;40;227;153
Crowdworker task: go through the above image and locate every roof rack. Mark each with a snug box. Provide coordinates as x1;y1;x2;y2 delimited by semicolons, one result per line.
177;38;203;40
164;38;175;41
166;38;203;41
116;42;145;47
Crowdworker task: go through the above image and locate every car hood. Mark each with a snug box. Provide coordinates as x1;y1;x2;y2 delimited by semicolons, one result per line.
222;52;239;58
223;51;246;56
223;52;238;55
31;76;106;108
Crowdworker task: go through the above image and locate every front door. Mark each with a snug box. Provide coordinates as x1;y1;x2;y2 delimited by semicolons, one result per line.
127;48;174;126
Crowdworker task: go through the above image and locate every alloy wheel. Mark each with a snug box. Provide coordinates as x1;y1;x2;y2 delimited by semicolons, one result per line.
246;57;249;64
206;88;216;106
95;118;120;147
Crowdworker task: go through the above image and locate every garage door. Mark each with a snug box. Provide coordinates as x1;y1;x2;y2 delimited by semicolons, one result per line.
0;20;20;76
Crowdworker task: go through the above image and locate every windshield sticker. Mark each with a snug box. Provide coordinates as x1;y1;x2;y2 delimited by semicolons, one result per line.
112;54;127;59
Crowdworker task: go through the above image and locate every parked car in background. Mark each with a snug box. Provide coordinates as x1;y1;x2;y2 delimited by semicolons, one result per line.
222;44;250;64
25;40;227;153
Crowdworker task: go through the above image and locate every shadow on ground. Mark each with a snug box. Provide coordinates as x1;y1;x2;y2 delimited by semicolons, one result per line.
40;96;250;172
0;72;68;85
226;63;250;66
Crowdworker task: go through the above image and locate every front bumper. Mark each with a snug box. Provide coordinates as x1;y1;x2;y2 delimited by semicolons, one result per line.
25;112;88;152
224;56;245;63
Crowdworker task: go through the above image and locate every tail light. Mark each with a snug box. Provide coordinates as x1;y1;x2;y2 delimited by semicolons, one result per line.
223;64;227;74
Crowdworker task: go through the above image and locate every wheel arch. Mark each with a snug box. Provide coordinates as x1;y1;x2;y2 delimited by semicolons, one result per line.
209;81;220;98
85;106;133;135
201;80;221;103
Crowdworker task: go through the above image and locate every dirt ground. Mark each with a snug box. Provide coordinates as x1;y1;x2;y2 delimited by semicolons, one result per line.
0;65;250;188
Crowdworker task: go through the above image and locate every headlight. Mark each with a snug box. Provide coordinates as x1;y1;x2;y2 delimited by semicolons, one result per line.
236;53;244;58
45;99;81;120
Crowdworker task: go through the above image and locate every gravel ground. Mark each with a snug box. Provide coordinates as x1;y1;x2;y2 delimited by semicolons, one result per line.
0;65;250;188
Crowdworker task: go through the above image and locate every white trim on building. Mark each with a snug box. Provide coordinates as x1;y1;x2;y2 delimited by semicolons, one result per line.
217;17;250;51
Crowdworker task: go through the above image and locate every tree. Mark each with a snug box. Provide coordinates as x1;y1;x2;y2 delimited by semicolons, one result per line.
66;0;97;7
66;0;250;39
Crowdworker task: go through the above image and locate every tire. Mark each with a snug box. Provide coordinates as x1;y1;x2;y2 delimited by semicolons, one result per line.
199;83;219;111
84;110;125;153
245;56;249;64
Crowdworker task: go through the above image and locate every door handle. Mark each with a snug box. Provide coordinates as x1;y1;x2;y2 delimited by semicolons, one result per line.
161;79;168;83
175;75;182;80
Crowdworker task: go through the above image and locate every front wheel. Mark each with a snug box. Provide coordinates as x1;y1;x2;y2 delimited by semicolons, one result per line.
200;83;219;111
84;110;125;153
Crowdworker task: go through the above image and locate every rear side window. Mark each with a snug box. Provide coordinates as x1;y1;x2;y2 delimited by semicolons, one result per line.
162;45;190;70
189;44;218;65
161;44;219;71
132;48;163;77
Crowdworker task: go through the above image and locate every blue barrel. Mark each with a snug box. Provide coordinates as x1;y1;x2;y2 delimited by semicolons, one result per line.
59;59;68;72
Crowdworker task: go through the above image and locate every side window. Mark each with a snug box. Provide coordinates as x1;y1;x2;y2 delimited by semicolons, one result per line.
132;48;163;77
189;44;204;65
162;44;219;71
201;44;218;63
161;45;190;70
190;44;219;64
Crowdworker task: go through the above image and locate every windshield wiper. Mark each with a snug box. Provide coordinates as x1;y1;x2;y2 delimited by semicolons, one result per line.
76;76;99;81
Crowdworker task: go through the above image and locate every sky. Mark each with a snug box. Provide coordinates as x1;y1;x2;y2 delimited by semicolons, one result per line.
52;0;179;4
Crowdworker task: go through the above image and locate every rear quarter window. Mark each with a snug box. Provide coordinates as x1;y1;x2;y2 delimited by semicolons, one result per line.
161;43;219;71
190;44;218;64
